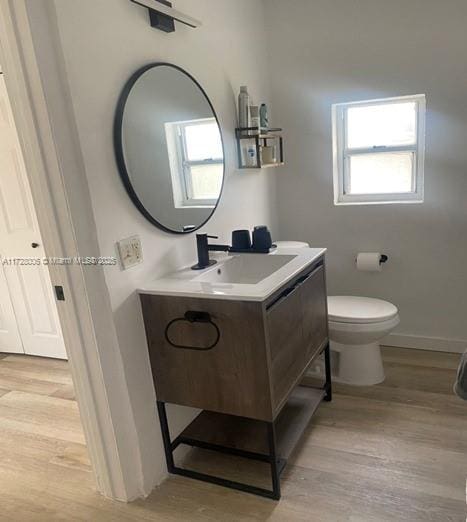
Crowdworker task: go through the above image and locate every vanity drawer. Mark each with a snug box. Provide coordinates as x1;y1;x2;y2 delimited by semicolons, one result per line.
266;261;328;413
300;264;328;364
140;294;273;420
267;281;304;412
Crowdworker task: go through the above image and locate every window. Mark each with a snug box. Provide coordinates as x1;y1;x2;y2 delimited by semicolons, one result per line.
165;118;223;208
332;95;425;205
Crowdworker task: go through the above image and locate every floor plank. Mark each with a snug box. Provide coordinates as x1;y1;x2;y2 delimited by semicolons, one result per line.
0;348;465;521
0;390;85;444
332;381;465;415
382;362;456;395
0;363;72;386
1;354;69;370
0;371;64;396
51;383;76;401
381;346;461;370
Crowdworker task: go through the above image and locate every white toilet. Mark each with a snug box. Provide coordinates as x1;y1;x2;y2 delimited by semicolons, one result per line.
327;296;399;385
274;241;400;385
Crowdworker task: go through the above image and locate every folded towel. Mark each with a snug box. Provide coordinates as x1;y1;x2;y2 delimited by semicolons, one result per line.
454;351;467;400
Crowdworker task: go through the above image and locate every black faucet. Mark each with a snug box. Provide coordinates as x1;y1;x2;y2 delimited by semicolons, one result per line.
191;234;230;270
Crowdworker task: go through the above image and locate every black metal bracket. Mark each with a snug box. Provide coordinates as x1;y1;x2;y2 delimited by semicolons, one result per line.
157;401;283;500
323;342;332;402
129;0;201;33
148;0;175;32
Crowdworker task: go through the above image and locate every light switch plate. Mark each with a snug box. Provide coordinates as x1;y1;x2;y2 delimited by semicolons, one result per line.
117;235;143;270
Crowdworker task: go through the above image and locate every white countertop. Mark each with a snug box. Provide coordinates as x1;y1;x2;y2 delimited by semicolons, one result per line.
138;247;326;302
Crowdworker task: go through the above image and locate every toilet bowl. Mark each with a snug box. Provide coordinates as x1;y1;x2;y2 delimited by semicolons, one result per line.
327;296;399;385
274;241;400;386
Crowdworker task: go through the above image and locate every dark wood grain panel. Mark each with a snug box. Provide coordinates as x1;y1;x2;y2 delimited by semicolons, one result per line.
300;264;328;364
267;285;305;412
266;260;328;413
140;294;273;420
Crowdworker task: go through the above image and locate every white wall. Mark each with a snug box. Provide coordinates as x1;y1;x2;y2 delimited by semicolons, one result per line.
44;0;276;495
265;0;467;350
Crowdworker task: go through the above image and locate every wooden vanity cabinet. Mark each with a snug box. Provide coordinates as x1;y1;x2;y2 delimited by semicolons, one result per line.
140;253;330;500
140;255;329;422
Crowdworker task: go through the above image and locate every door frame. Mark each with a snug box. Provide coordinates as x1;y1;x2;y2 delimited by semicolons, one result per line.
0;0;143;501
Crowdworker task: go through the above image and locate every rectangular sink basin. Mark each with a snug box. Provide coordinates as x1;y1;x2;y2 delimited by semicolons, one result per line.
138;247;326;301
195;254;297;285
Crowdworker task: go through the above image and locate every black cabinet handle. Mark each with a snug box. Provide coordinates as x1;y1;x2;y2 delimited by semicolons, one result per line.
31;242;40;248
266;262;323;312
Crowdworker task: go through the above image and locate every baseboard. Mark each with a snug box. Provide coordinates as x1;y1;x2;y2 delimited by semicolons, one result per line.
383;333;467;354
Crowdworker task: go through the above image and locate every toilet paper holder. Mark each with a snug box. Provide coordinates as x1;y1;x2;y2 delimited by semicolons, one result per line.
354;254;388;265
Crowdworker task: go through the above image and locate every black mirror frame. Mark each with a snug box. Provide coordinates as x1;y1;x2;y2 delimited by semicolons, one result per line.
113;62;225;235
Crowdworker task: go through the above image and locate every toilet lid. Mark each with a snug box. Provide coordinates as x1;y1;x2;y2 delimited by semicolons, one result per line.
328;296;398;324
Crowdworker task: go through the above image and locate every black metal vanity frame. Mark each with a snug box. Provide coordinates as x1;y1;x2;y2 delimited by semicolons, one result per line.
156;344;332;501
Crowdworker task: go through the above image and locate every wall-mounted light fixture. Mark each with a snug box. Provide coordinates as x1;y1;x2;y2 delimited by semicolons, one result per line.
129;0;202;33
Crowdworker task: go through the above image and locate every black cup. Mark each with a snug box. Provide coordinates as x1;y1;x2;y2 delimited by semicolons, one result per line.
231;229;252;250
252;225;272;251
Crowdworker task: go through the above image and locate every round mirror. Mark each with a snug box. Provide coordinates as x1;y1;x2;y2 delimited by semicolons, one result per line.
114;63;225;234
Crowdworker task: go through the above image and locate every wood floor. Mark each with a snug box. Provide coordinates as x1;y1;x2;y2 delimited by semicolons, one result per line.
0;347;465;521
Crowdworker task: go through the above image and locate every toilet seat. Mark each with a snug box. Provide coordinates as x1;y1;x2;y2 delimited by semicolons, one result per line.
329;315;400;334
328;296;398;324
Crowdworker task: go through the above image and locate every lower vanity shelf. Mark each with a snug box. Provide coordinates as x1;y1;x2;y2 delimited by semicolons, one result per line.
158;381;329;501
178;385;325;460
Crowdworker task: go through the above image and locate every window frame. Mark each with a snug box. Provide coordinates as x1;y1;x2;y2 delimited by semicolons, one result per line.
172;118;223;208
332;94;426;205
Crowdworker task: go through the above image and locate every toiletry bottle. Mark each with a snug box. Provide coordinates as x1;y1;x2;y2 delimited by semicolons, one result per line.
260;103;269;130
243;141;257;167
238;86;250;133
249;105;260;135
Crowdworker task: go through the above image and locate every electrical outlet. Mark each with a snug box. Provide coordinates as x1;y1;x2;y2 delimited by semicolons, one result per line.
117;235;143;270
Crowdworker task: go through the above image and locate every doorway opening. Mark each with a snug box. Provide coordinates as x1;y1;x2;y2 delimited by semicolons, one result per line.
0;64;93;509
0;69;66;360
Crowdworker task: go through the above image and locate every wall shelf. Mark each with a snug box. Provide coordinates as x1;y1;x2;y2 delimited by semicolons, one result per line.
235;127;284;169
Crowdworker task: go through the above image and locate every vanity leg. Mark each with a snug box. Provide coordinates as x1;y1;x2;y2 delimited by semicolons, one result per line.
323;342;333;402
157;401;175;472
267;422;281;500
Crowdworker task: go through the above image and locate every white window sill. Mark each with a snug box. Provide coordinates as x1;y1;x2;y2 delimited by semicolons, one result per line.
175;204;216;209
334;198;424;206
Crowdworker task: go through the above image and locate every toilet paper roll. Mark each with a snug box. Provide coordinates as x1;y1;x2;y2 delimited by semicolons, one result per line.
356;252;383;272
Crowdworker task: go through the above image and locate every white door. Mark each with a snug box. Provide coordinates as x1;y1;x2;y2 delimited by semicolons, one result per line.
0;262;23;353
0;73;66;359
